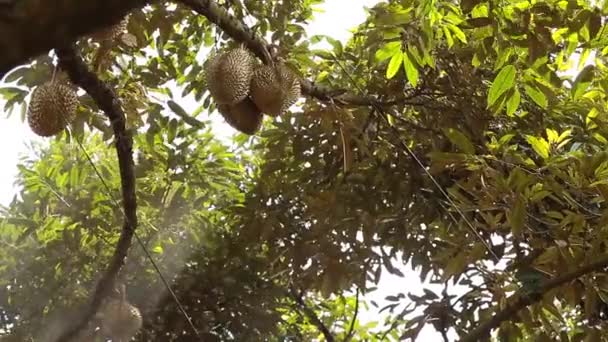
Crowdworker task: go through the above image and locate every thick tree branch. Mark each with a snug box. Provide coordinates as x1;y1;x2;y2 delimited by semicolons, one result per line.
55;45;138;342
176;0;414;108
288;287;336;342
0;0;148;78
0;0;419;110
460;254;608;342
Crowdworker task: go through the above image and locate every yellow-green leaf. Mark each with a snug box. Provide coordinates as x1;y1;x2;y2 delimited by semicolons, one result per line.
526;135;550;159
386;52;403;79
448;24;467;43
557;129;572;143
524;84;548;108
572;64;595;99
443;26;454;47
375;41;401;62
488;64;516;107
403;51;419;86
506;88;521;116
546;128;559;143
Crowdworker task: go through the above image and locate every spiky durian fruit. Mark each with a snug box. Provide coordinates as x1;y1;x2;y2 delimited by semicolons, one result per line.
250;62;301;117
218;97;263;135
27;82;78;137
206;47;255;105
92;16;129;42
99;299;142;341
98;284;143;341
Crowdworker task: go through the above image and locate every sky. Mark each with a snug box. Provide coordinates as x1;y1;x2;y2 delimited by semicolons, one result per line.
0;1;595;341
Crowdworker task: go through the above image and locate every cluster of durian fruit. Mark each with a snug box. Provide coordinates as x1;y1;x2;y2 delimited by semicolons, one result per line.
26;17;129;137
205;46;301;134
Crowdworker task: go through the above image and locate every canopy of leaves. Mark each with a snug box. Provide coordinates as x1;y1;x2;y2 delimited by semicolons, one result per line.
3;0;608;341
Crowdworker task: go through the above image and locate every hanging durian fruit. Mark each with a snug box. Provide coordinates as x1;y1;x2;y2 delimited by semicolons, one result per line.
91;16;129;43
27;80;78;137
98;283;143;342
205;47;255;105
250;61;301;117
91;16;130;73
217;97;263;135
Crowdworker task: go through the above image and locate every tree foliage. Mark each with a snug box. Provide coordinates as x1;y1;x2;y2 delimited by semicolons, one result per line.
3;0;608;341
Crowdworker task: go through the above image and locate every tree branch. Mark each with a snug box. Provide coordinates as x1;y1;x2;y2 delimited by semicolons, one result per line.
288;287;336;342
0;0;148;78
55;45;138;342
460;254;608;342
175;0;416;108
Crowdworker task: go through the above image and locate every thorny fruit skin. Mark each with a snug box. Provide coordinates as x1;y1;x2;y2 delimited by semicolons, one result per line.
27;82;78;137
99;298;143;341
206;47;256;105
218;97;263;135
91;16;129;42
250;62;301;117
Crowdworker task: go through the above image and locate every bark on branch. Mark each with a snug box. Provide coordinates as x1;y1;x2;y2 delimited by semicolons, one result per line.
460;254;608;342
176;0;409;108
288;286;336;342
55;46;138;342
0;0;416;109
0;0;148;78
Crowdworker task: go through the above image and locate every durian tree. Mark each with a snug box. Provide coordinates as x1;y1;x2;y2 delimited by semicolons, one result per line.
2;0;608;341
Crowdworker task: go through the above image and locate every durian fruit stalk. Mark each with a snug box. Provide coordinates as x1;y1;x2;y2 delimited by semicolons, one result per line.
217;97;263;135
250;62;301;117
206;47;255;105
98;284;143;342
27;81;78;137
91;16;129;43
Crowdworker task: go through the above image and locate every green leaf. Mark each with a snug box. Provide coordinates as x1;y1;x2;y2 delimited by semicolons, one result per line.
546;129;559;143
403;51;419;87
487;65;516;107
167;118;178;143
443;26;454;48
375;42;401;62
167;100;189;118
525;135;550;159
571;64;595;99
557;129;572;144
443;128;475;154
448;24;467;43
524;84;548;108
313;50;335;60
386;52;403;79
506;88;521;116
508;195;526;236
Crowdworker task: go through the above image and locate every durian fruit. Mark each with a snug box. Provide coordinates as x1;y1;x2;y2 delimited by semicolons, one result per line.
206;47;255;105
98;284;143;341
250;62;301;117
217;97;263;135
91;16;129;42
27;81;78;137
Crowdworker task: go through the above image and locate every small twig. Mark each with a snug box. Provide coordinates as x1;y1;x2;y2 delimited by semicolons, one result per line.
55;45;137;342
460;253;608;342
441;329;449;342
288;286;336;342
